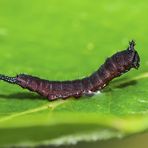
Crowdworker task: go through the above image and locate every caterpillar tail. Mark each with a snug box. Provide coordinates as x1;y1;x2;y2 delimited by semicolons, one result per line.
0;74;17;84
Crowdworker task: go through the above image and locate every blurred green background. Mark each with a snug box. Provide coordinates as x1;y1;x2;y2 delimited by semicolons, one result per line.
0;0;148;147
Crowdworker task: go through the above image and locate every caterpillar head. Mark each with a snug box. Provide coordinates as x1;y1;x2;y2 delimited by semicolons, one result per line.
128;40;140;69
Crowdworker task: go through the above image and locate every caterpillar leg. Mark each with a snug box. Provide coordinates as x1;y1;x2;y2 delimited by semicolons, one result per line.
83;90;101;97
47;95;58;101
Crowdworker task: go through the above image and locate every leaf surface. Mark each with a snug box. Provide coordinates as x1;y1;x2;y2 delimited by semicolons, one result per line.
0;0;148;147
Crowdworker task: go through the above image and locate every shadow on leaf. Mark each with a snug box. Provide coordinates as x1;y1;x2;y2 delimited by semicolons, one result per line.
0;92;44;100
114;80;137;88
103;79;138;93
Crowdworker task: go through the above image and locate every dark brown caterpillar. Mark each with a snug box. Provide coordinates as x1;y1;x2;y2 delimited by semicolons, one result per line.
0;40;140;100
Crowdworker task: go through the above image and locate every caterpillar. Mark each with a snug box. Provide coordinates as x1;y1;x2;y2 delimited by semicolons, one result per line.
0;40;140;100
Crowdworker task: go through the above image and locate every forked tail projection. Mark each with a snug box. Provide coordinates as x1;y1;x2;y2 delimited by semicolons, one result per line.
0;74;17;84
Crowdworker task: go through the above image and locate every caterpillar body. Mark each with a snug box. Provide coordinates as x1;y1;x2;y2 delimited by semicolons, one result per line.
0;41;140;100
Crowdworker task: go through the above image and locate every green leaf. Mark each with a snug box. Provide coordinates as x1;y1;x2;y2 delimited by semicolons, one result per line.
0;0;148;147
